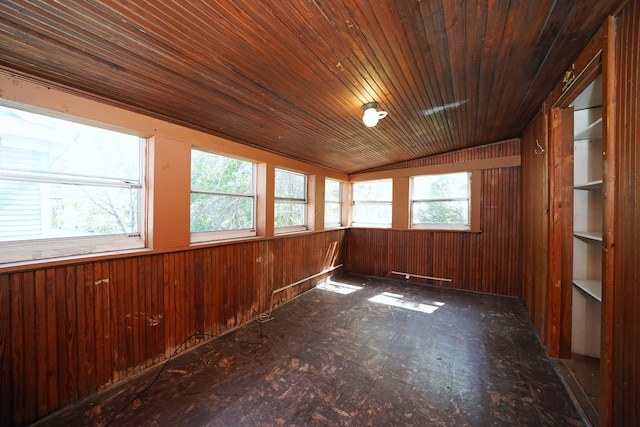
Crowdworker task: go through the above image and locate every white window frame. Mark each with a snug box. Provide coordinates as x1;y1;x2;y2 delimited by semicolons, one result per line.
324;178;342;228
274;168;307;234
190;149;257;242
351;179;393;228
0;104;146;264
410;171;472;230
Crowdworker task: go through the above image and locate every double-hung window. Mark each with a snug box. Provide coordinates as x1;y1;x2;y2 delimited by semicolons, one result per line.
324;178;341;228
0;105;145;263
274;168;307;233
190;149;256;241
411;172;471;229
351;179;392;227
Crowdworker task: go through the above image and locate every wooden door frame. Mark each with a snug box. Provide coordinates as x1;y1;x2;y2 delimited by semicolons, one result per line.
544;16;616;426
546;29;605;359
546;105;574;359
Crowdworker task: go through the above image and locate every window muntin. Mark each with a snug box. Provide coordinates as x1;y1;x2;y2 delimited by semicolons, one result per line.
190;149;256;240
411;172;471;228
351;179;392;227
0;105;144;263
274;168;307;231
324;178;341;228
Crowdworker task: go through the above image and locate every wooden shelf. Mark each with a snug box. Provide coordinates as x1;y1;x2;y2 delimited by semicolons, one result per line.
572;75;602;111
573;279;602;302
574;117;603;141
571;74;603;361
574;180;603;191
574;231;603;242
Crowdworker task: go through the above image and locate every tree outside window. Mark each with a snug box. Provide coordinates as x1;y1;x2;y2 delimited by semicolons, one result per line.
190;149;255;236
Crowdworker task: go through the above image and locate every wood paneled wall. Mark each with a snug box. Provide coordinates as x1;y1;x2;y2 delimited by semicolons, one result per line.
520;112;549;341
0;230;345;426
347;164;521;296
361;138;520;173
520;2;640;424
611;1;640;425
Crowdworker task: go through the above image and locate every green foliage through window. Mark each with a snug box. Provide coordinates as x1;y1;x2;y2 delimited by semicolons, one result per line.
411;173;470;226
275;169;306;228
190;149;255;233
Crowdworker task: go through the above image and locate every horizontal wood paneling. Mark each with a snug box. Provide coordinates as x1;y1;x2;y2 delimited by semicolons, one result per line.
0;230;345;426
360;138;521;173
347;166;521;296
611;2;640;425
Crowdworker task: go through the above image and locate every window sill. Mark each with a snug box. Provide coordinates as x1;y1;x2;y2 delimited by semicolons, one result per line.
350;226;482;234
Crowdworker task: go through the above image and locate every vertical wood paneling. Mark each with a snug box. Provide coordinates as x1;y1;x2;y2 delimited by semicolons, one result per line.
0;229;345;425
348;166;521;296
63;266;78;404
129;257;140;372
44;268;58;412
519;5;640;424
151;255;163;364
34;270;47;417
74;265;86;395
193;250;205;337
81;263;96;394
10;273;24;424
612;2;640;425
0;274;12;427
22;272;36;419
111;260;124;382
54;267;67;406
163;254;174;359
211;247;225;336
521;111;549;342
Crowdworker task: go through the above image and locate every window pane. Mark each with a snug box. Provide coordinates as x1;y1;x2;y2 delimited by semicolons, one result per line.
0;106;140;181
0;179;139;242
191;150;253;194
275;202;305;227
190;193;253;232
352;202;392;225
353;179;392;202
412;173;469;199
275;169;306;199
412;200;469;225
352;179;392;226
325;178;341;227
0;105;143;255
274;168;306;230
325;202;341;226
189;149;256;237
325;178;340;202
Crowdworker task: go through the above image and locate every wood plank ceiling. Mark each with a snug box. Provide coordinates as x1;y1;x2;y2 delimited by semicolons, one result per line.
0;1;621;173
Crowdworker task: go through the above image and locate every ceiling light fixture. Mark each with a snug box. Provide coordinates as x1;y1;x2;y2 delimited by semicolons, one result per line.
362;102;388;127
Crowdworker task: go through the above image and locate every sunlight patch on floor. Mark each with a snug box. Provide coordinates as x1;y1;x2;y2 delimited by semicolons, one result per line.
369;292;445;314
317;278;363;295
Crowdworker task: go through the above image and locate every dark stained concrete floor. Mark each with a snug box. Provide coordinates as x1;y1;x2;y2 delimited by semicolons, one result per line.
35;274;584;426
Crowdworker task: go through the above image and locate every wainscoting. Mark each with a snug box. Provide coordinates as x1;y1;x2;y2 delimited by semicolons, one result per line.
0;230;345;426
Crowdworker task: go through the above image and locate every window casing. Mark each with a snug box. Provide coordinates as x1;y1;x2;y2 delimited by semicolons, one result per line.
274;168;307;233
411;172;471;229
0;105;145;263
351;179;392;227
190;149;256;241
324;178;341;228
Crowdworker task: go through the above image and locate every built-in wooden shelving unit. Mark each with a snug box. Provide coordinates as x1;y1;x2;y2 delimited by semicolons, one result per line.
571;74;603;359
